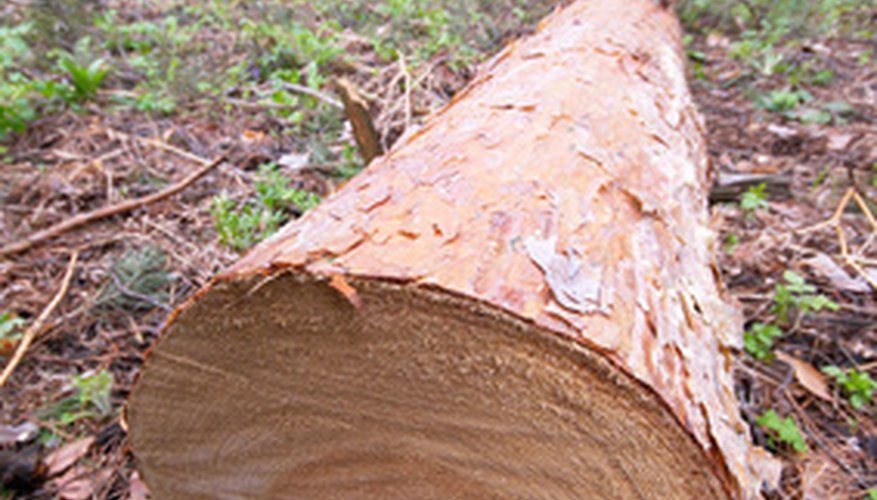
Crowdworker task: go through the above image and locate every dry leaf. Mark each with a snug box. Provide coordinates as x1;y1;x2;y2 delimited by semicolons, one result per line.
775;351;833;402
54;464;111;500
45;436;94;477
58;477;95;500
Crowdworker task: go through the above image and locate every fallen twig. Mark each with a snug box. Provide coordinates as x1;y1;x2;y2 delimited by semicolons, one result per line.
800;187;877;290
108;129;215;167
0;252;78;387
276;82;343;109
0;156;225;258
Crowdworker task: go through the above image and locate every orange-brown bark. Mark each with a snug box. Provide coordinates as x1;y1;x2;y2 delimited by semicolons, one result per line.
131;0;779;497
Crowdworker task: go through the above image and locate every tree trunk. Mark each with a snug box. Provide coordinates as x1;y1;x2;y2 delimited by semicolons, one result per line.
128;0;780;498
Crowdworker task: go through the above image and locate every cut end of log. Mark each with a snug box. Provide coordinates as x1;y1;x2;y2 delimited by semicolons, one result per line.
129;274;728;499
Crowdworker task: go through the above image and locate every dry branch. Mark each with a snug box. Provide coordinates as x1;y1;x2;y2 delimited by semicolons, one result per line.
0;251;78;387
0;157;224;258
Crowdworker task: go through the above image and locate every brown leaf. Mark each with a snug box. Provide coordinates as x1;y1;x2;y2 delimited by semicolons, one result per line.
44;436;94;477
775;351;833;402
53;464;111;500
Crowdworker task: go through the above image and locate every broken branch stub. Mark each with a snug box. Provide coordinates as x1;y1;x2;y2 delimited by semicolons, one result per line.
129;0;780;498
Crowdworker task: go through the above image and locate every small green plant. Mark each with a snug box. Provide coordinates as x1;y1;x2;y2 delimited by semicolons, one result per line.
822;366;875;409
211;194;273;251
40;370;114;425
0;312;25;337
754;88;812;113
212;163;322;251
0;312;25;348
724;233;739;254
792;100;855;125
868;488;877;500
756;409;808;453
771;270;838;323
0;23;38;137
744;322;783;361
96;246;174;312
255;163;322;214
740;182;769;215
58;55;109;100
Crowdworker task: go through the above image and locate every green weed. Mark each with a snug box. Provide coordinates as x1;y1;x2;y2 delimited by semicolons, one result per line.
0;23;38;137
0;312;25;346
96;246;174;313
40;370;114;426
754;88;812;114
724;233;739;254
771;270;838;324
96;12;205;114
212;163;321;251
740;182;769;215
757;409;808;453
822;366;875;409
791;100;855;125
744;322;783;361
58;55;109;100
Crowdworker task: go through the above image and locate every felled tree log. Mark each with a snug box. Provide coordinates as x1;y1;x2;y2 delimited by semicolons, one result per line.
128;0;780;498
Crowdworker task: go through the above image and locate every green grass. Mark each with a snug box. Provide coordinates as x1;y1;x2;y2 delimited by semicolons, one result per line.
744;270;839;363
212;163;322;251
39;369;114;426
822;366;875;409
744;322;783;361
739;182;769;216
771;270;839;324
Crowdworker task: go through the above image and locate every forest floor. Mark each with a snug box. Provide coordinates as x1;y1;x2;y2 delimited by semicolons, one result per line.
0;1;875;498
